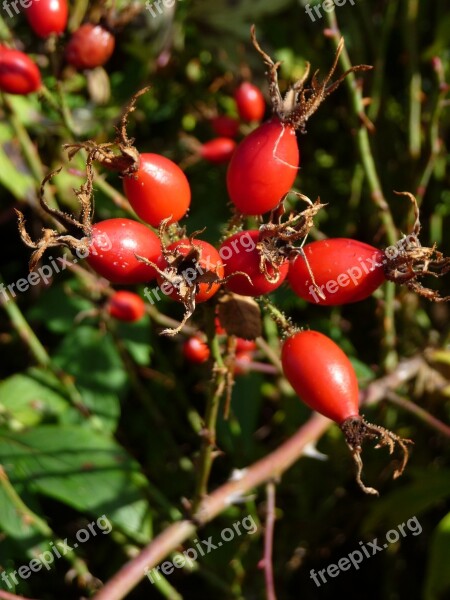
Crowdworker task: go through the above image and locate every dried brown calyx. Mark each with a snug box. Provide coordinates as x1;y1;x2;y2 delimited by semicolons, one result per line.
382;192;450;301
250;25;373;132
256;195;325;287
16;159;96;271
341;415;413;496
137;222;250;336
63;87;150;177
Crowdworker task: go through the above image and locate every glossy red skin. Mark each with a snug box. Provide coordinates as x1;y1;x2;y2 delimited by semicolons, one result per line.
220;230;289;296
200;138;237;164
25;0;68;37
87;219;161;284
0;46;41;95
183;337;210;363
234;82;265;122
288;239;385;305
235;338;257;352
281;330;360;424
211;115;240;138
227;120;300;215
156;239;224;303
123;153;191;227
66;24;115;69
108;290;146;322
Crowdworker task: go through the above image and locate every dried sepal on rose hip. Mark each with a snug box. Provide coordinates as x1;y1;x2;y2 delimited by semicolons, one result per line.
136;222;250;336
221;196;325;297
382;192;450;301
63;87;147;176
15;159;161;284
288;192;450;305
281;329;413;495
15;161;96;271
226;28;373;216
65;88;191;228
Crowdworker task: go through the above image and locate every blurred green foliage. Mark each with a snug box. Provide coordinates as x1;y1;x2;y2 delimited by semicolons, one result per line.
0;0;449;599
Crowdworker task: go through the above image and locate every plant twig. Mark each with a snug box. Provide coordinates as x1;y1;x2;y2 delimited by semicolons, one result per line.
385;390;450;438
192;321;227;512
323;13;398;247
260;481;277;600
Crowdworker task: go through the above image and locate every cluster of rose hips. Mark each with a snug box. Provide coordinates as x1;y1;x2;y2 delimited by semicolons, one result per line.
12;18;450;494
0;0;117;97
192;81;266;166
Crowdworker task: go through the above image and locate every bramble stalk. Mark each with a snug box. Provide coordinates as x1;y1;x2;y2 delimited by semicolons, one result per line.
365;0;399;122
385;391;450;438
0;276;90;415
93;356;424;600
415;58;447;206
0;277;50;367
323;10;398;247
192;313;227;512
2;97;57;209
262;481;277;600
405;0;421;160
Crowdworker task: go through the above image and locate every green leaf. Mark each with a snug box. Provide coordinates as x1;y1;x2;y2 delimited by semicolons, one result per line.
27;283;94;334
0;374;68;427
53;326;128;432
424;512;450;600
115;317;152;366
0;425;152;543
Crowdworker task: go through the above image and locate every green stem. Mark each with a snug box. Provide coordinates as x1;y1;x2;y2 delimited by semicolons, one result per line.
366;0;399;122
382;281;398;371
0;465;52;536
2;97;57;208
192;312;226;512
405;0;421;159
0;278;50;367
0;276;90;414
324;10;398;247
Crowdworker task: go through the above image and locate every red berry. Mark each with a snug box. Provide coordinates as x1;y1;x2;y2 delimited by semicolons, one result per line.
211;115;240;138
234;82;265;122
227;119;299;215
183;337;210;363
236;338;257;353
87;218;161;284
234;351;253;375
156;239;224;304
123;153;191;228
66;24;115;70
281;330;359;424
215;316;226;335
25;0;68;38
107;290;146;322
200;138;237;164
288;239;385;305
0;46;41;95
220;230;289;296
